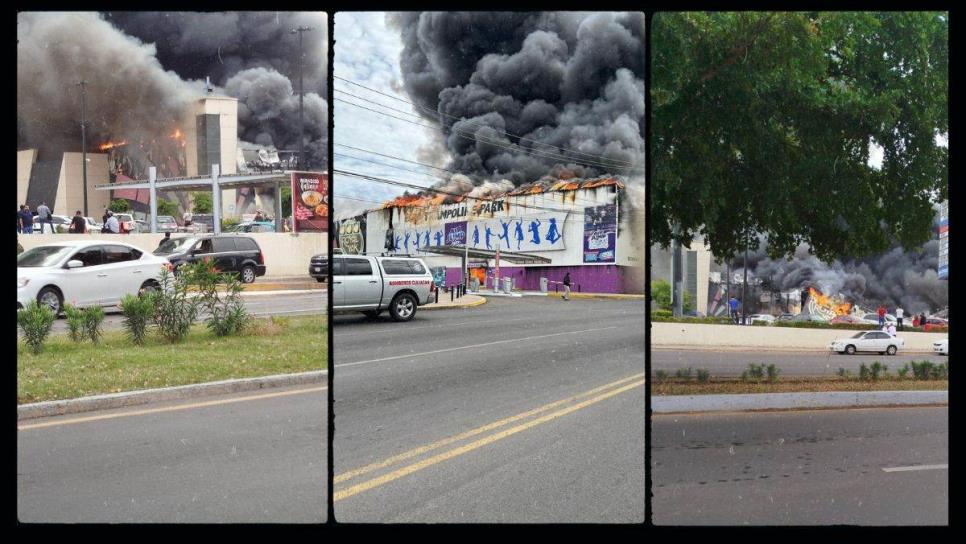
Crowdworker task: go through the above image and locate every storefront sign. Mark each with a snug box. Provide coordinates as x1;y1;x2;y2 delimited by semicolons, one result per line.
583;204;616;263
337;215;366;254
291;171;328;232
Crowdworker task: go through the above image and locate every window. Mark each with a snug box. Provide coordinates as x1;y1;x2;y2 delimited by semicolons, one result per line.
17;246;74;267
212;238;237;253
332;258;345;276
103;245;135;264
344;258;373;276
195;239;214;254
73;247;105;267
409;260;426;274
235;237;260;251
381;259;427;275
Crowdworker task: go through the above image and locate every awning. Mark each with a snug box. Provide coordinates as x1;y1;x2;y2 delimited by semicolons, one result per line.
93;172;291;192
418;245;552;264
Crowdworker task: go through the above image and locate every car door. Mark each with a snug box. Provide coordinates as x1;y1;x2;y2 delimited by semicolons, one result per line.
342;257;381;308
866;331;888;352
100;245;144;304
211;237;239;274
63;246;108;306
331;257;345;307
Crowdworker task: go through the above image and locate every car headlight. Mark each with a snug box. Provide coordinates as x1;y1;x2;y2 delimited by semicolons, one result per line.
17;277;29;288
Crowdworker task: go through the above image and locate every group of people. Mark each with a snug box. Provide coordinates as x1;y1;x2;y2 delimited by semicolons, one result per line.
876;304;929;332
17;202;54;233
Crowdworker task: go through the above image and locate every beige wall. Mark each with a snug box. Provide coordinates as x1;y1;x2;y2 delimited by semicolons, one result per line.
18;232;326;278
59;152;109;216
17;149;37;206
185;95;238;177
652;322;946;353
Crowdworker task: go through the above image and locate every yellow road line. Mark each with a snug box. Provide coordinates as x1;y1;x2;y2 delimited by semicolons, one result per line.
335;373;644;484
334;378;644;502
18;386;327;431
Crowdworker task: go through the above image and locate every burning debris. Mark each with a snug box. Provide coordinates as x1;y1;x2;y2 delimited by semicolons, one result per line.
387;12;645;187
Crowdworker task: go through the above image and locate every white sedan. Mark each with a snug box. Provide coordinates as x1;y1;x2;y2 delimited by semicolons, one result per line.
829;331;905;355
746;314;775;324
933;338;948;356
17;240;170;314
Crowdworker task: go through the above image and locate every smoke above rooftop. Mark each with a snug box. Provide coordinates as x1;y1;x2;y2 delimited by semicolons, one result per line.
387;12;645;187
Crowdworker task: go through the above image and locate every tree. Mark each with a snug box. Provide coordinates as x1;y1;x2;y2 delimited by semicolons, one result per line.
191;192;213;214
108;199;131;213
279;185;292;218
652;12;948;262
652;279;696;312
156;198;179;217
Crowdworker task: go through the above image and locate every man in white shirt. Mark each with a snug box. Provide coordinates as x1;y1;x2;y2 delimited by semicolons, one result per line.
36;202;52;233
183;209;193;227
888;322;897;336
896;306;904;331
105;213;120;234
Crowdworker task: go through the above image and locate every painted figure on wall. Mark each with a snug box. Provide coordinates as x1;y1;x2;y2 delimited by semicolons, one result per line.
546;217;561;244
499;219;511;248
485;226;494;250
514;220;524;250
394;234;401;251
473;224;481;247
434;230;443;246
404;232;411;253
529;219;542;245
413;230;422;251
423;230;431;248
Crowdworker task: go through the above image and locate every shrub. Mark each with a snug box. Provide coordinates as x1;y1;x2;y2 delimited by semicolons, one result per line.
108;198;132;213
651;309;672;318
869;361;887;381
189;260;251;337
898;364;910;379
82;305;105;344
221;217;241;231
17;301;55;354
696;368;711;383
910;360;935;380
930;361;949;380
152;266;200;343
120;293;156;345
63;304;85;343
651;280;672;311
654;370;669;383
742;363;765;382
766;364;781;382
674;367;693;380
858;363;871;381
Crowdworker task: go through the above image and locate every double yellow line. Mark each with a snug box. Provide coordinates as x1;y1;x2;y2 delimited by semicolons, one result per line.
333;373;645;502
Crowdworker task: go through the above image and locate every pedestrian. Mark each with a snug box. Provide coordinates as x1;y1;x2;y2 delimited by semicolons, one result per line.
888;322;897;337
912;314;920;328
158;231;171;248
69;210;86;234
102;207;110;225
36;201;52;233
19;205;33;234
896;306;904;331
562;272;571;301
104;211;119;234
877;304;886;327
254;209;264;222
182;208;193;228
729;296;739;324
920;312;927;329
16;206;22;233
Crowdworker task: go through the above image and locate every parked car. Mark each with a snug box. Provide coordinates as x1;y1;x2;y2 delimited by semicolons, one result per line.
332;254;435;322
746;314;775;324
922;317;948;332
113;213;140;233
830;314;867;325
83;217;102;231
310;254;327;282
153;234;266;283
226;221;276;233
776;313;796;321
829;330;904;355
860;313;897;325
32;214;72;233
791;312;827;322
933;338;948;355
156;215;180;233
17;240;171;314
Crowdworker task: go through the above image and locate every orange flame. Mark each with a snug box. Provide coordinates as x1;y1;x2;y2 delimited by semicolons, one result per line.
378;176;624;209
808;287;852;316
98;140;128;151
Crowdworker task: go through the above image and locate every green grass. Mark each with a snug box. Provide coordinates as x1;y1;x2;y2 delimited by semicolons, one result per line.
17;316;326;404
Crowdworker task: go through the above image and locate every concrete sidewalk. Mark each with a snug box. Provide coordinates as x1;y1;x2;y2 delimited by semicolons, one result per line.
422;294;487;310
242;277;325;292
472;289;645;300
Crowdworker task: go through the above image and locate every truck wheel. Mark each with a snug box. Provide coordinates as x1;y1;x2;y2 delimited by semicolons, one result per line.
316;277;326;283
389;293;417;322
886;345;897;356
845;345;856;355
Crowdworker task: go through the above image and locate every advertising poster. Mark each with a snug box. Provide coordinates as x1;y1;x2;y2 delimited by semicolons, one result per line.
583;204;616;263
445;221;467;246
291;171;328;232
338;215;366;255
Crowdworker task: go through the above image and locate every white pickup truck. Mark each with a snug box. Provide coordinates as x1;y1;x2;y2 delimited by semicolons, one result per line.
332;254;436;321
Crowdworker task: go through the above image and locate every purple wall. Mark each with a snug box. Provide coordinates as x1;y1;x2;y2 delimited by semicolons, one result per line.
443;265;632;294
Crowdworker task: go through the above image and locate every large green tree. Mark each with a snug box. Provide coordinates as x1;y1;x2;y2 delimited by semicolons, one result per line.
652;12;947;262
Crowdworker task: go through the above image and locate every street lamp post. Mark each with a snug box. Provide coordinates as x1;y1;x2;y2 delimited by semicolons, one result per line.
291;26;312;171
77;80;88;217
741;226;749;325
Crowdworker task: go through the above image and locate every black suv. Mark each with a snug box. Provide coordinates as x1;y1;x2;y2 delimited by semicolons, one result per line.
154;234;266;283
309;254;327;283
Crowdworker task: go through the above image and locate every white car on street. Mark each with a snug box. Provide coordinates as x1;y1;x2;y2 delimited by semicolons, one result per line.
829;330;904;355
933;338;948;356
17;240;171;314
746;313;775;324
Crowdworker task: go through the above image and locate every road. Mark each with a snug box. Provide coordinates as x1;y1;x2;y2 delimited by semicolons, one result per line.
652;406;948;525
652;348;946;377
17;384;327;523
36;290;326;334
332;297;646;523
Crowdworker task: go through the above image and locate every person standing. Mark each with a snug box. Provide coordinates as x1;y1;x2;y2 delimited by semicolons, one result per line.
36;201;52;233
182;208;193;228
562;272;571;301
877;304;887;327
896;306;904;331
729;296;739;324
19;205;33;234
920;312;927;329
912;314;920;328
104;211;120;234
69;210;86;234
888;322;897;337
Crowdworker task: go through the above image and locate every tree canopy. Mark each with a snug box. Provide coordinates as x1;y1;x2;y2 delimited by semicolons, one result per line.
651;12;948;262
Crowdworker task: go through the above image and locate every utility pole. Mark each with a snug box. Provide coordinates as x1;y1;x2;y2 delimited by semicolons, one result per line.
741;227;749;325
77;80;88;216
291;26;312;171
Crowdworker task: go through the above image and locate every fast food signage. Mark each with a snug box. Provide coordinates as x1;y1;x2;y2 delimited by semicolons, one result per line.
292;171;328;232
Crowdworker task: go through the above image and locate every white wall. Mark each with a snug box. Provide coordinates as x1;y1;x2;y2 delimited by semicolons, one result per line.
18;232;326;279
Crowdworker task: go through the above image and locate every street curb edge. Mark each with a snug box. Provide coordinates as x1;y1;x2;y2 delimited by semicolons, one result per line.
422;296;487;311
652;390;948;414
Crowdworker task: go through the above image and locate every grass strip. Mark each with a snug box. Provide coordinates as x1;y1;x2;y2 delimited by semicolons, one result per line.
653;377;948;396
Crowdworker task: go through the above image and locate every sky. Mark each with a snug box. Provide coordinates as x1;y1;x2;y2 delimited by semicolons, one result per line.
333;12;448;220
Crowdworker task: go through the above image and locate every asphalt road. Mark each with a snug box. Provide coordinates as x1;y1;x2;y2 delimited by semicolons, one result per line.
37;290;326;333
17;384;327;523
652;406;948;525
652;348;947;377
332;296;646;523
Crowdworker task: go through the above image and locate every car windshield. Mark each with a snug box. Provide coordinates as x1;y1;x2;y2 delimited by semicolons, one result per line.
17;245;75;267
154;237;197;254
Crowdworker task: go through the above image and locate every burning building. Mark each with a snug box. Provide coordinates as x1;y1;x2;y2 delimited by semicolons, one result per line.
337;175;645;294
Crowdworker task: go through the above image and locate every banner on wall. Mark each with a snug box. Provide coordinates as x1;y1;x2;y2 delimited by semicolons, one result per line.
583;204;617;263
468;213;568;253
337;215;366;254
291;171;328;232
445;221;467;246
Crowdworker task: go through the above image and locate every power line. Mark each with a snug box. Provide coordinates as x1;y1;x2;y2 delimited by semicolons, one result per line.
334;75;639;167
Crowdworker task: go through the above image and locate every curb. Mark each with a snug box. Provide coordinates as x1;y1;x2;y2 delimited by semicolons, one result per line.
547;292;646;301
422;296;487;311
18;370;327;421
242;283;324;292
652;390;947;414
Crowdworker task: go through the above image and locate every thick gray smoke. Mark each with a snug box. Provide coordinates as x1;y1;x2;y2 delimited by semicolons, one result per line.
732;223;948;313
17;12;327;169
387;12;645;186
